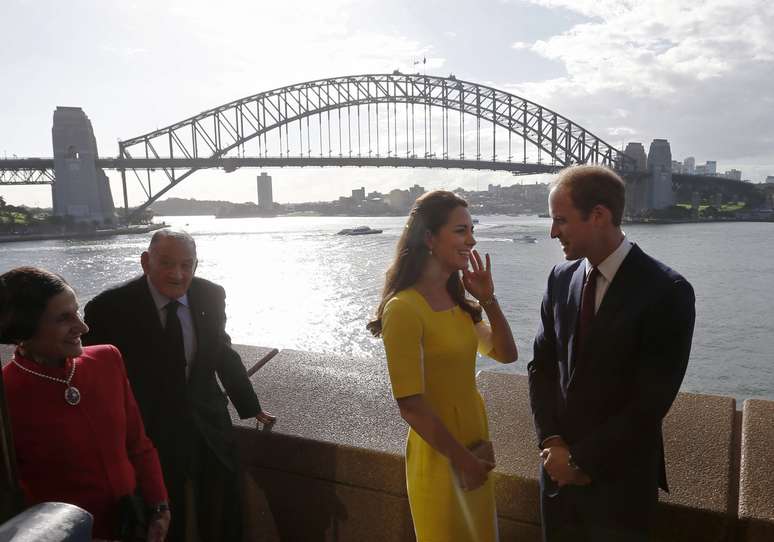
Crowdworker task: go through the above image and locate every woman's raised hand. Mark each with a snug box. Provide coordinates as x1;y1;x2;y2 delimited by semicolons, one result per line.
462;249;494;303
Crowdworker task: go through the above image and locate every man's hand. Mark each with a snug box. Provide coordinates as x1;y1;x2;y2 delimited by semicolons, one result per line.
540;446;591;487
146;510;171;542
541;436;568;449
255;410;277;425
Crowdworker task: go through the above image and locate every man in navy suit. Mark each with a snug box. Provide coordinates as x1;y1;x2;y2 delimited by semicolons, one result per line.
528;165;695;541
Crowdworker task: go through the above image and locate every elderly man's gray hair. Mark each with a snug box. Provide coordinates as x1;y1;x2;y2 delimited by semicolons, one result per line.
148;229;197;255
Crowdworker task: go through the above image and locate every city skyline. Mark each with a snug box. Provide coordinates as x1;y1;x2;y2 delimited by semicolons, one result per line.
2;0;773;208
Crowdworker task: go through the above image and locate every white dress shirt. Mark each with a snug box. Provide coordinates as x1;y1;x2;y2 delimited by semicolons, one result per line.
146;276;197;378
585;238;633;313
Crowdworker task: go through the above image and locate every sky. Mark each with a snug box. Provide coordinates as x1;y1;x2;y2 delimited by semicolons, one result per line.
1;0;772;207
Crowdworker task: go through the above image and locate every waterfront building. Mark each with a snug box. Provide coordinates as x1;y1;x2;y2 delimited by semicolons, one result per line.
672;160;683;173
408;184;425;201
386;189;411;211
706;161;717;175
257;173;273;210
683;156;696;175
351;187;365;203
384;184;425;212
523;182;550;204
51;107;115;223
724;169;742;181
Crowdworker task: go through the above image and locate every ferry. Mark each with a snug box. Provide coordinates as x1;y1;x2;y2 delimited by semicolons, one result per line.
337;226;383;236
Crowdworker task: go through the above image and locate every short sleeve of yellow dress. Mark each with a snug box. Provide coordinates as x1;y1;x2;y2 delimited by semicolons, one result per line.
382;289;498;542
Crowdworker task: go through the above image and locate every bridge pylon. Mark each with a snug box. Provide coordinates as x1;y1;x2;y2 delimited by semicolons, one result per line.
51;107;115;224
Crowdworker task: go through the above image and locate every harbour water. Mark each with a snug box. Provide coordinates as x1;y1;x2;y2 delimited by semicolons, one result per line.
0;214;771;402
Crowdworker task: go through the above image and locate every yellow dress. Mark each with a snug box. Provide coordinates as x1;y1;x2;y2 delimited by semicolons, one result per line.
382;288;498;542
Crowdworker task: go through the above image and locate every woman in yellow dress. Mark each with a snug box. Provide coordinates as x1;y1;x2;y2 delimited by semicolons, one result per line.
368;190;518;542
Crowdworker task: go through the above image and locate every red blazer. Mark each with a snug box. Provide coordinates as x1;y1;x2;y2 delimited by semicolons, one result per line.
3;344;168;539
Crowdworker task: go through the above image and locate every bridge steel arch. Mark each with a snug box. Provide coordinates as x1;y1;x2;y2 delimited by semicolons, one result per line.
118;73;634;215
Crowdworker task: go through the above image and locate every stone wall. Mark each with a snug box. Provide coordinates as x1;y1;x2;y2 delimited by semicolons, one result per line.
231;345;774;542
2;342;773;540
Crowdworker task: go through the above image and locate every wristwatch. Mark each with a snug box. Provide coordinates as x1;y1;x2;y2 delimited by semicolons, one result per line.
149;502;170;515
567;454;580;471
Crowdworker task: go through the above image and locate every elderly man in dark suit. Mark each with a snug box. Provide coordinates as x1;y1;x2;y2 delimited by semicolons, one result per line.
84;229;275;542
528;166;695;541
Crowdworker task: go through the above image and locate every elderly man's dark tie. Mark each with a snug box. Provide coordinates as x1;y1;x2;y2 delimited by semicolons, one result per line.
576;267;599;361
164;300;187;373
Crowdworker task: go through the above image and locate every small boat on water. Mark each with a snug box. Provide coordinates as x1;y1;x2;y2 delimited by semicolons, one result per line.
337;226;383;236
514;235;538;243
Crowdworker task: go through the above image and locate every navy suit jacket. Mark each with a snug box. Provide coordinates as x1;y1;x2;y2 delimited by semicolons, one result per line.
528;244;695;493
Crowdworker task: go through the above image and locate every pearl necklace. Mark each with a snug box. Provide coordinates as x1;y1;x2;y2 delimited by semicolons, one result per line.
12;358;81;406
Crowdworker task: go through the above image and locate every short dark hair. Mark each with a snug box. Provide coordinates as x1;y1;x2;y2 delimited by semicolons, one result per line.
552;165;626;226
0;267;69;344
148;229;197;256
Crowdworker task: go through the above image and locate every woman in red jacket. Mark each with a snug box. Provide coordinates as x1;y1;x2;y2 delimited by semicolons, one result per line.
0;266;170;541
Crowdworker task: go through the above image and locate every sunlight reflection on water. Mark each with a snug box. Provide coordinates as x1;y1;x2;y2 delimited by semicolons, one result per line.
0;215;772;401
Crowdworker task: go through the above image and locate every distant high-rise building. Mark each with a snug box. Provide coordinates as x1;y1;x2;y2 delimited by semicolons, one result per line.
386;189;411;211
257;172;273;210
51;107;115;223
706;161;717;175
671;160;683;174
647;139;675;209
351;187;365;202
724;169;742;181
683;156;696;175
623;142;647;171
695;164;707;175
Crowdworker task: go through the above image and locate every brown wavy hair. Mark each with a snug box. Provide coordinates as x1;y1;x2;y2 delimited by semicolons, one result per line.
367;190;482;337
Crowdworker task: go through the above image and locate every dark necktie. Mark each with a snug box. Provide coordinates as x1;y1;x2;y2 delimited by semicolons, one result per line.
164;300;187;373
576;267;599;362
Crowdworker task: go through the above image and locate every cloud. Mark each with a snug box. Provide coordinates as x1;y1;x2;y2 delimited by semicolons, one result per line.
100;45;148;58
608;126;637;136
163;0;433;81
507;0;774;179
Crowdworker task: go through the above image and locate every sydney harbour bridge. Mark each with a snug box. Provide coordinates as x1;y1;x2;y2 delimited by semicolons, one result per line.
1;73;647;220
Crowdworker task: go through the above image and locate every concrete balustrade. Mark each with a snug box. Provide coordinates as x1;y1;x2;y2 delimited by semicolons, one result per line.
230;345;769;542
738;399;774;541
1;342;773;540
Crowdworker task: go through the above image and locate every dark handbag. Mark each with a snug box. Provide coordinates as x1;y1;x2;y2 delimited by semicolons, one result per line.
116;494;148;542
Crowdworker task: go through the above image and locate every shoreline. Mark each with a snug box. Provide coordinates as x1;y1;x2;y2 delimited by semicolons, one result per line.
624;216;774;224
167;211;774;225
0;222;167;244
